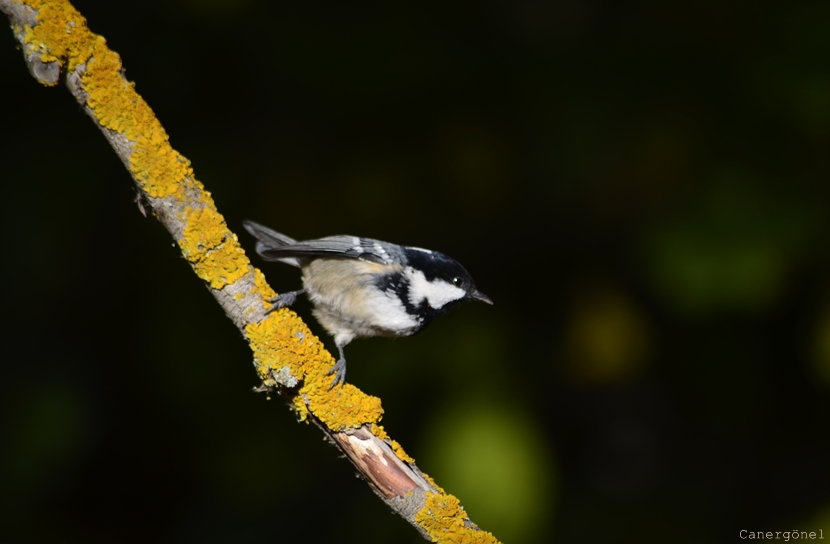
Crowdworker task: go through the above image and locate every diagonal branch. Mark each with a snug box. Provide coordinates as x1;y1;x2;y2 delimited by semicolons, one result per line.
0;1;500;542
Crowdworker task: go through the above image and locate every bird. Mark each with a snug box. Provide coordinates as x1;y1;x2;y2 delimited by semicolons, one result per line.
242;219;492;389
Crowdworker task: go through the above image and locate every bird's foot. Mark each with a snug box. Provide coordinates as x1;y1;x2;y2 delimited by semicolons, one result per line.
326;357;347;390
267;288;306;312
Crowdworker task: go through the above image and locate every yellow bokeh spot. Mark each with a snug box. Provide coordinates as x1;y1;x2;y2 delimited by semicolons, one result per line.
562;286;652;386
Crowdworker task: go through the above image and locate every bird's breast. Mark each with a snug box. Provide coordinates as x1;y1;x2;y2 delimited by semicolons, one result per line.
302;259;421;340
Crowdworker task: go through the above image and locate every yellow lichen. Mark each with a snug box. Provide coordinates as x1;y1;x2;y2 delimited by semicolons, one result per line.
129;137;193;199
244;308;385;429
180;207;227;261
252;267;276;305
175;207;248;289
415;493;500;544
190;242;248;289
371;423;388;440
246;311;313;383
420;472;446;494
299;355;384;431
372;424;415;463
389;438;414;463
245;309;384;429
22;0;92;76
245;274;385;430
291;391;310;421
85;42;151;138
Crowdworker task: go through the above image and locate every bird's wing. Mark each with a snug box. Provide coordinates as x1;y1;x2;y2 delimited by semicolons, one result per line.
259;235;401;265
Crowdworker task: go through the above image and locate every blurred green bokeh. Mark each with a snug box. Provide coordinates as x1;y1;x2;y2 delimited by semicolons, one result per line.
645;174;821;317
422;398;556;543
1;380;91;517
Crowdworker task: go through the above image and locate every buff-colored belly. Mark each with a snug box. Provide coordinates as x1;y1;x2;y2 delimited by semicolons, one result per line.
302;259;419;346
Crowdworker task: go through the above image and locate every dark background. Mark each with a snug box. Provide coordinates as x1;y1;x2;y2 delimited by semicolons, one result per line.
2;1;830;542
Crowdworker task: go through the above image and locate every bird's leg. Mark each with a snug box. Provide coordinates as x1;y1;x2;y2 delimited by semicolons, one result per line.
326;344;348;390
267;288;306;312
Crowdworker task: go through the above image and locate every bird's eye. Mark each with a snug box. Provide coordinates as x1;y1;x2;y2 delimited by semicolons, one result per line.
452;277;464;287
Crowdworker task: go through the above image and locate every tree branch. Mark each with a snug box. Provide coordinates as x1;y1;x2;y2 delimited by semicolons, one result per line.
0;1;500;541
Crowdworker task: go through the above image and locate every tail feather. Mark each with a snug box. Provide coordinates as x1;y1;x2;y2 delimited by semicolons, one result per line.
242;220;298;246
242;220;302;268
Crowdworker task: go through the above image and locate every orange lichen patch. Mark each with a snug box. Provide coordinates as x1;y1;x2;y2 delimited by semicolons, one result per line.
372;424;415;463
416;493;500;544
300;359;384;431
190;242;248;289
84;42;149;136
177;207;248;289
129;135;194;199
21;0;93;75
246;310;316;385
180;207;227;260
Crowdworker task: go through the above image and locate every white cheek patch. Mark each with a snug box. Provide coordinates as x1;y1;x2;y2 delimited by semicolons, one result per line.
407;268;466;309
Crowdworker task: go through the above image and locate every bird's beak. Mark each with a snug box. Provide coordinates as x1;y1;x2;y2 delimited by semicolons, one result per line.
469;289;493;305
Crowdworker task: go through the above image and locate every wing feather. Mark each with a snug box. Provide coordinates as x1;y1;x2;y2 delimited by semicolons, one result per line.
260;236;389;264
243;220;402;266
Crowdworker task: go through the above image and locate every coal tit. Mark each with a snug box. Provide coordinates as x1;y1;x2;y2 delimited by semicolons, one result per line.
242;220;492;388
